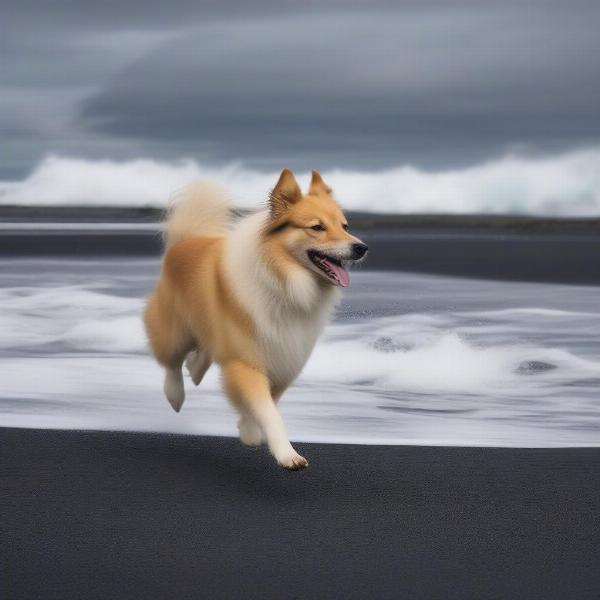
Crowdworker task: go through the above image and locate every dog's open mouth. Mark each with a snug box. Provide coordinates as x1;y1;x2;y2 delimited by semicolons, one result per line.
308;250;349;287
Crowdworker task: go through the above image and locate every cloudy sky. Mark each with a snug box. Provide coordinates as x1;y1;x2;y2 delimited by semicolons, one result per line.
2;0;600;179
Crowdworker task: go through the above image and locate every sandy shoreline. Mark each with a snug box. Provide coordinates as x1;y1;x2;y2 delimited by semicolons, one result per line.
1;227;600;284
1;207;599;283
2;427;599;599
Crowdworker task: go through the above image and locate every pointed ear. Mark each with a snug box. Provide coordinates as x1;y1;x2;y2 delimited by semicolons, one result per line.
309;169;332;195
269;168;302;218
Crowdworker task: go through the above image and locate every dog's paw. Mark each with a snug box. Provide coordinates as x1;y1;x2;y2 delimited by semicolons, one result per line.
185;350;210;386
277;452;309;471
238;418;264;448
164;370;185;413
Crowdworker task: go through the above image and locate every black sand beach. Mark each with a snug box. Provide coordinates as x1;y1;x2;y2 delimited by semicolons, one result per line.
2;211;600;598
1;209;600;284
2;428;599;600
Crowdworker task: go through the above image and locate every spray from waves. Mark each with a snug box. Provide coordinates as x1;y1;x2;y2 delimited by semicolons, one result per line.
1;147;600;216
1;284;599;398
0;287;145;353
2;273;600;445
304;331;600;396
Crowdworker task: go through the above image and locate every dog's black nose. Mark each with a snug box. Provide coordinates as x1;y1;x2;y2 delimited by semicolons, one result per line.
352;243;368;259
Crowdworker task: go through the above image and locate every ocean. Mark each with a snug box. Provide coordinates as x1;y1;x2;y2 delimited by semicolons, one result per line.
1;256;599;446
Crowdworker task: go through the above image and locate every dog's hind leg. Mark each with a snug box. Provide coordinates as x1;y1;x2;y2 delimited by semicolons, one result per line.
144;291;194;413
185;348;212;386
164;366;185;413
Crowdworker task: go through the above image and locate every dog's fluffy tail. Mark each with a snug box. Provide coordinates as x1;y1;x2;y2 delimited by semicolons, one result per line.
163;181;230;248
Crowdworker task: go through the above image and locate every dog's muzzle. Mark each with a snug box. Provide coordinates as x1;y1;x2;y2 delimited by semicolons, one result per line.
351;243;369;260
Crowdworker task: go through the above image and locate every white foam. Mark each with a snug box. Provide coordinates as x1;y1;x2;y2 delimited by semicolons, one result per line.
0;286;144;352
2;284;599;395
62;316;147;353
304;326;600;396
2;148;600;215
2;274;600;446
461;307;600;319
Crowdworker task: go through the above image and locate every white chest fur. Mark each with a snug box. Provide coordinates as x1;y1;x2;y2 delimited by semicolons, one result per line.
225;212;339;388
257;300;333;387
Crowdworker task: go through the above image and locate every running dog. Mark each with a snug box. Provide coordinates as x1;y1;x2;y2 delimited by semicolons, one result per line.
144;169;368;469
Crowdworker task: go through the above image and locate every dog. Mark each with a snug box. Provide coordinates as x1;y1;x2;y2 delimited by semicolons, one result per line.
144;169;368;470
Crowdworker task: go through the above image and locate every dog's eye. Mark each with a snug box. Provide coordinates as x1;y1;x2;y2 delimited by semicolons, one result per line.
310;224;326;231
342;223;349;231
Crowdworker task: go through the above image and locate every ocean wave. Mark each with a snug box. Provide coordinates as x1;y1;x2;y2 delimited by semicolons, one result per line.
304;326;600;396
2;284;599;397
2;148;600;215
460;308;600;318
2;266;600;446
0;287;145;352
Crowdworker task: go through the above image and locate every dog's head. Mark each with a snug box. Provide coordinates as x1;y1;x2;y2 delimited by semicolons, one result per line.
263;168;368;288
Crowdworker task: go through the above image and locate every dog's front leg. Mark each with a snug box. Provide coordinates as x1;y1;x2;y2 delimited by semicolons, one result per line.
237;415;264;448
222;361;308;470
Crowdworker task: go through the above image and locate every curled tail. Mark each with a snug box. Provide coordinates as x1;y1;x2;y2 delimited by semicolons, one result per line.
163;181;231;247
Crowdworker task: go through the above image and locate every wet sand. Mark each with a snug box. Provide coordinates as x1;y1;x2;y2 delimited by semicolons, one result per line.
2;427;599;600
1;220;599;284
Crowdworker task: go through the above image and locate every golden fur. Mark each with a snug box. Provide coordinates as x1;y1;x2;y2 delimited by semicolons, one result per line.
144;169;367;469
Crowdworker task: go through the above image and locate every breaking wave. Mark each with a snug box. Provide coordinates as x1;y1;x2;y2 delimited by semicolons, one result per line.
2;147;600;216
1;284;599;398
1;263;600;446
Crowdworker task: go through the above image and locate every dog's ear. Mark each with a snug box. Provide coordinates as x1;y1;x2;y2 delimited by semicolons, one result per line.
269;168;302;218
309;169;332;196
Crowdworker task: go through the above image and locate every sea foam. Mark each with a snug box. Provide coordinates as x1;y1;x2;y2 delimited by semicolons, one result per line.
1;283;598;397
1;147;600;216
2;265;600;446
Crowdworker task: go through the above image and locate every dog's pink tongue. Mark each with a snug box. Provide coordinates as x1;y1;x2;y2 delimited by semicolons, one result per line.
325;258;350;287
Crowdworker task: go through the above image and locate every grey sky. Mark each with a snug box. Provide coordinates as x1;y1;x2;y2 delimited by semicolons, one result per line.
2;1;600;177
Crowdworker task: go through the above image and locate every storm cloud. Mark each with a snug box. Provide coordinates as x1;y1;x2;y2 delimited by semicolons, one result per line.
3;0;600;176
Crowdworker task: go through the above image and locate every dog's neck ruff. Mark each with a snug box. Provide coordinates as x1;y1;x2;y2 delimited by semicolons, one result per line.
224;211;339;386
225;211;339;318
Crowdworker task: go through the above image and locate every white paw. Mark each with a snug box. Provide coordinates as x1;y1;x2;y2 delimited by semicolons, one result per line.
277;451;309;471
164;370;185;412
185;350;210;386
238;418;264;447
